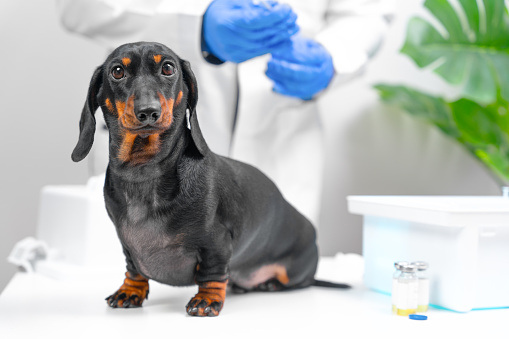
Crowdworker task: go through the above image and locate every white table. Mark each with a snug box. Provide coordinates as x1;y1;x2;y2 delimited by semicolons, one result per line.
0;256;506;339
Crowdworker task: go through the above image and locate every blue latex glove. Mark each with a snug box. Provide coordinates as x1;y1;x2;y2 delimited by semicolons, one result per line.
266;35;334;100
203;0;299;63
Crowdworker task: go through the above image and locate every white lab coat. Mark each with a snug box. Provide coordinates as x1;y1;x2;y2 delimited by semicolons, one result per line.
57;0;393;226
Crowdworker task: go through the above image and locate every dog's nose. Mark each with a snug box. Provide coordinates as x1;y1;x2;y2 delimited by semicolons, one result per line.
136;108;160;124
135;100;161;125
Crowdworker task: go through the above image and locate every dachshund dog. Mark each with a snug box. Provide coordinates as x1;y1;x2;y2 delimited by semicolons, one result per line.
72;42;348;317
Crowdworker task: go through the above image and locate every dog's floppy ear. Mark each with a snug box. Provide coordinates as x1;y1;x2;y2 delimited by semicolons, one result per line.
181;59;208;155
72;65;103;162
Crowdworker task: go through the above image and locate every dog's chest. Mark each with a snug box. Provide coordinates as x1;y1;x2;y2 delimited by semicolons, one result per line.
117;191;197;286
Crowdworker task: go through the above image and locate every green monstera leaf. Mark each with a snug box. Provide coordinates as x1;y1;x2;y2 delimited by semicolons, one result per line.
374;1;509;185
401;0;509;104
375;84;459;137
375;84;509;185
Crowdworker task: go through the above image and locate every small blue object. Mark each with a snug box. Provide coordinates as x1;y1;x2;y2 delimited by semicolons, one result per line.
409;314;427;320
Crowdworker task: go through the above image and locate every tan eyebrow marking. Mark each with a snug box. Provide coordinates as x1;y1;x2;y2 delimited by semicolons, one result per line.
122;57;131;66
153;55;162;64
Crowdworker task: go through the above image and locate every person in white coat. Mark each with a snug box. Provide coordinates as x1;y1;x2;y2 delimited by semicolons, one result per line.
57;0;393;227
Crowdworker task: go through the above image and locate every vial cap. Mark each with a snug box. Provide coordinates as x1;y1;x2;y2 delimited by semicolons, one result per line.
413;261;429;271
394;261;408;270
409;314;427;320
400;264;417;273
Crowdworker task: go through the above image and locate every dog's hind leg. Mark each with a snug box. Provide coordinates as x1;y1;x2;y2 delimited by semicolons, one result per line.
229;263;290;293
284;240;319;290
253;278;286;292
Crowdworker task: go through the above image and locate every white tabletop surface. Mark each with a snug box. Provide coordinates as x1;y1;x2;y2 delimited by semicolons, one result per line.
1;255;507;339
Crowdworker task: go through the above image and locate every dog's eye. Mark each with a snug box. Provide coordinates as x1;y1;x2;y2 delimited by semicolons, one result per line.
162;63;175;76
111;66;125;80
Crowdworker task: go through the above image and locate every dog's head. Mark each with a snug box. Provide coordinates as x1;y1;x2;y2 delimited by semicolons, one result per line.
72;42;206;165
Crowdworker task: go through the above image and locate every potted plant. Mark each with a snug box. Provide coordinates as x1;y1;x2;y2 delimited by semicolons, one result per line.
375;0;509;187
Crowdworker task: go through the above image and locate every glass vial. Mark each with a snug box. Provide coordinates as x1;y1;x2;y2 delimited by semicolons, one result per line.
395;263;419;316
413;261;429;313
392;261;407;314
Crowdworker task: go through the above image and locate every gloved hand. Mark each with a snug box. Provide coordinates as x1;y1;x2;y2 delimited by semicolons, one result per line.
266;35;335;100
203;0;299;63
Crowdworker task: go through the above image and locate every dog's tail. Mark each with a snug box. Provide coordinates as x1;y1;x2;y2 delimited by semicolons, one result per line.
312;279;351;289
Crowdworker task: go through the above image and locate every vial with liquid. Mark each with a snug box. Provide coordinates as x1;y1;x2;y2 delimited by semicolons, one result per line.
392;261;407;314
395;263;419;316
413;261;429;313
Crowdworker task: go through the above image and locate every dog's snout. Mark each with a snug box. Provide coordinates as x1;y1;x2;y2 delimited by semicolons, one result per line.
135;99;161;124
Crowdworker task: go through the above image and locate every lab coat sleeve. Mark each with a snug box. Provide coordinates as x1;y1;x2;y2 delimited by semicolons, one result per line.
56;0;212;54
314;0;394;83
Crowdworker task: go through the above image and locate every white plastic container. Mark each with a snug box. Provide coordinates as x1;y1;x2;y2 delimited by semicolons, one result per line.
36;175;124;269
347;195;509;312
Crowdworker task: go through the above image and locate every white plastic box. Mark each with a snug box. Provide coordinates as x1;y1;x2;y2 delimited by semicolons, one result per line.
36;176;124;270
347;196;509;312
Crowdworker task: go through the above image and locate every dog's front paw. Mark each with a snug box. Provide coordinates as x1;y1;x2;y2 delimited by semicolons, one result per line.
186;281;227;317
186;295;223;317
106;288;147;308
106;272;149;308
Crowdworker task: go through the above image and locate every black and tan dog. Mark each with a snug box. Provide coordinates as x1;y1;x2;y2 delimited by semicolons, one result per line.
72;42;348;317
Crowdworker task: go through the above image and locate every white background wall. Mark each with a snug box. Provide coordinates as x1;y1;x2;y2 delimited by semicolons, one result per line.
0;0;500;293
0;1;103;292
